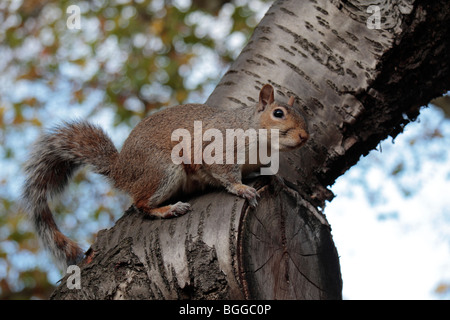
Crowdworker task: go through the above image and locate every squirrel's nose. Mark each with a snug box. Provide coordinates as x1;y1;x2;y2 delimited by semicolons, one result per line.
299;131;309;142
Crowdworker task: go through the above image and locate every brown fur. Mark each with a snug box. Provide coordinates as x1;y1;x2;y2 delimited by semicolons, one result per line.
22;84;309;270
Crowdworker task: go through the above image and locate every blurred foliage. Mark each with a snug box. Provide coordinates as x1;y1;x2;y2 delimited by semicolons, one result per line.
431;96;450;119
0;0;272;299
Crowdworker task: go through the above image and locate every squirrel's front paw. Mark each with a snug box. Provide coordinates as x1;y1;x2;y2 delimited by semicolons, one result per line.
230;184;260;208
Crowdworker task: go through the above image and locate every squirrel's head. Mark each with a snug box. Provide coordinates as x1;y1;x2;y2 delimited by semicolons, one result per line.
257;84;309;151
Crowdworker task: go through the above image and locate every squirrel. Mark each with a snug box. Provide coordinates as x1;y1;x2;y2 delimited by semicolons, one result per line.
21;84;309;269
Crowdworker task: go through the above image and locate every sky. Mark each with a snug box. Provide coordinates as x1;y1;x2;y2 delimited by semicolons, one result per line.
326;105;450;299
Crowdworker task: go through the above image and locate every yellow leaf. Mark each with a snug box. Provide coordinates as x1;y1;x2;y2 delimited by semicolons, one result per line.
176;90;188;102
23;97;38;107
30;117;42;127
150;19;164;35
435;283;449;295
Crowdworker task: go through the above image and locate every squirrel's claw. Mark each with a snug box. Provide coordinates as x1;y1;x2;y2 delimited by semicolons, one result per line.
230;184;259;208
247;197;258;208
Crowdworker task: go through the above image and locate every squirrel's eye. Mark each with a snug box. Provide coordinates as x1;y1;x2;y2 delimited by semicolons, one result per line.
273;109;284;118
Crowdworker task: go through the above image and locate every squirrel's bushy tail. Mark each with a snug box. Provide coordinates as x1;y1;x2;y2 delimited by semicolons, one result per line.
22;121;119;269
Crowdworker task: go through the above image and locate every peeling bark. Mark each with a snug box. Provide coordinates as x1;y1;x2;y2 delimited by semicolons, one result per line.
51;0;450;300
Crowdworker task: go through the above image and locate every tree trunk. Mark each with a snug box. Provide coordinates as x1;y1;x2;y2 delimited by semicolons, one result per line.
50;0;450;300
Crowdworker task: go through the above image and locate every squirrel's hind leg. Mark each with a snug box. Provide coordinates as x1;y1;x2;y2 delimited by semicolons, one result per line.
135;195;192;219
140;201;191;218
134;165;191;218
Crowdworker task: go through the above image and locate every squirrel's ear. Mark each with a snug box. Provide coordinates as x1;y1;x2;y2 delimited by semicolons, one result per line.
258;84;274;111
288;96;295;106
